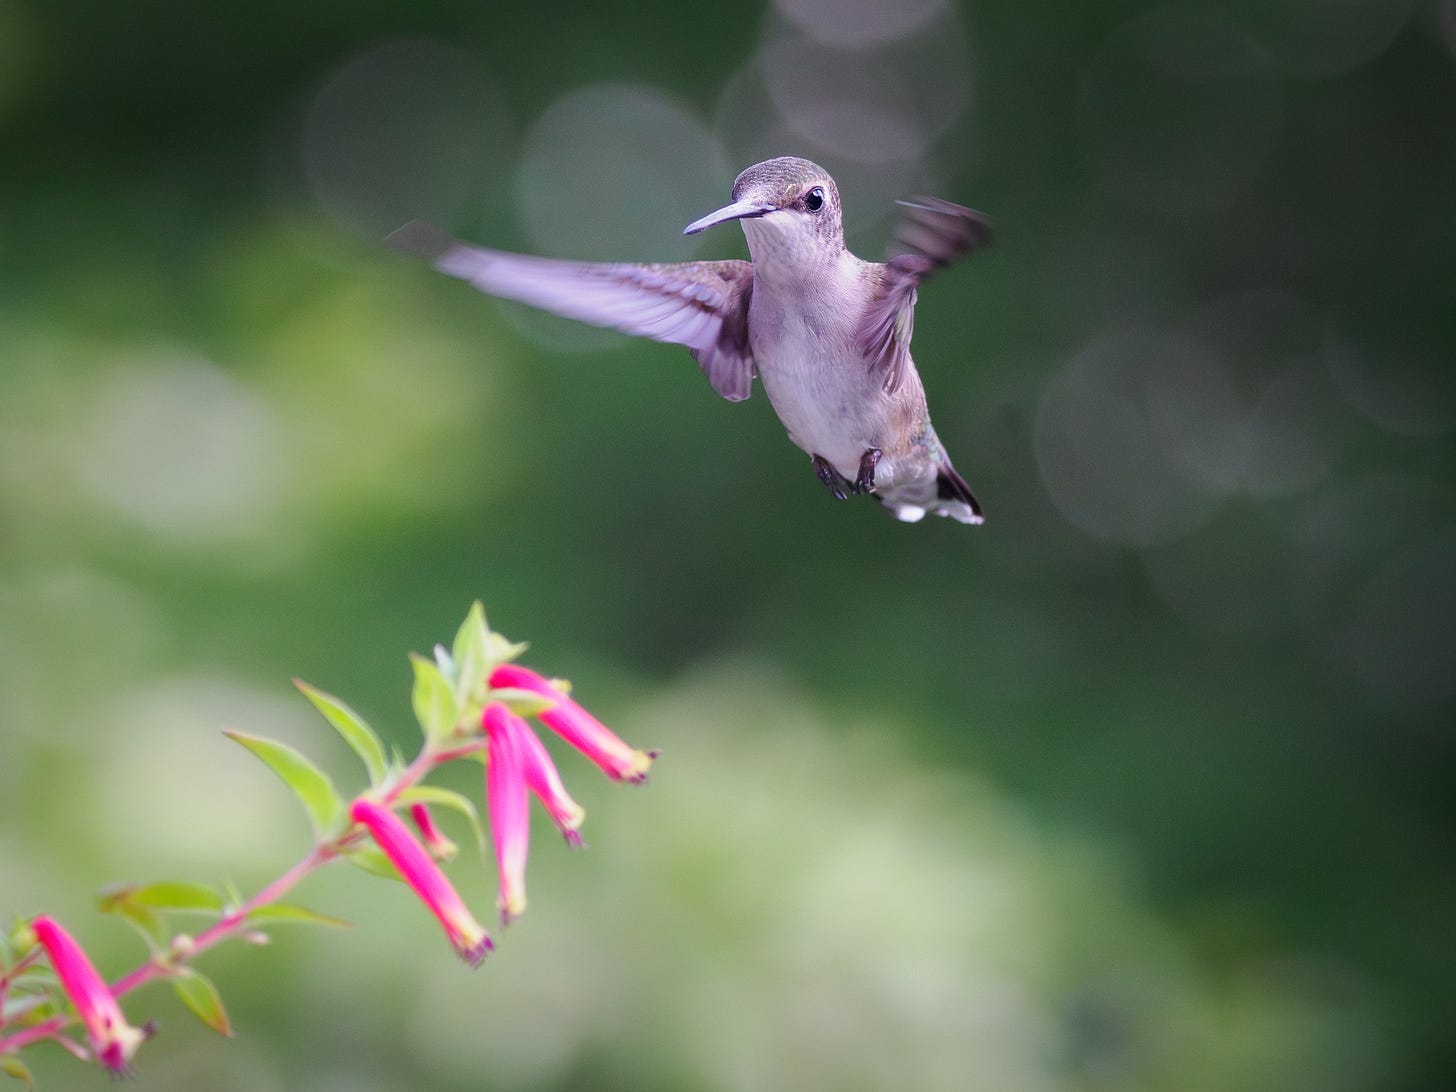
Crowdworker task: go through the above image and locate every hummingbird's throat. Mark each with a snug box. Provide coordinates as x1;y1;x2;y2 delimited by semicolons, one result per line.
741;216;841;285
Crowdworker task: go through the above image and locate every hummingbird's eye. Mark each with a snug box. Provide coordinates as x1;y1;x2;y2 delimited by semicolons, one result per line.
804;186;825;212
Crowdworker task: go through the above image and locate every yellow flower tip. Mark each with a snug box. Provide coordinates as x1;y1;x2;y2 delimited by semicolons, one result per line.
409;802;459;862
498;893;527;928
99;1018;151;1076
457;933;494;970
624;749;657;783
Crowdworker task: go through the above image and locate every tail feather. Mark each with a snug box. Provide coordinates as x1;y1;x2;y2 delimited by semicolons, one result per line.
877;460;984;525
935;462;984;524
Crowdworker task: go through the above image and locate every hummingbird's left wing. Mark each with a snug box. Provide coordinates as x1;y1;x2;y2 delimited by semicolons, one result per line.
387;221;758;401
858;198;992;395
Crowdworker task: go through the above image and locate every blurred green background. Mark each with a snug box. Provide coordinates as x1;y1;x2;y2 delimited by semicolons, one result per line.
3;0;1454;1088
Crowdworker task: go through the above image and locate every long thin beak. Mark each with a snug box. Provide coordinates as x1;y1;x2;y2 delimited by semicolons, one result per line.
682;199;778;236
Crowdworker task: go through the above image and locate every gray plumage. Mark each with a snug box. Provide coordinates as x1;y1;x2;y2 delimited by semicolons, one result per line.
388;156;989;524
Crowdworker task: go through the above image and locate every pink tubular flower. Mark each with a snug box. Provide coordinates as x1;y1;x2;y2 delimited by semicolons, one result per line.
518;718;587;847
489;664;656;783
409;802;459;862
349;799;492;967
483;704;530;924
30;915;149;1076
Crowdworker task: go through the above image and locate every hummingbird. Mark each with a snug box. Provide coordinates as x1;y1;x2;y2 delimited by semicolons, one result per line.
388;156;990;523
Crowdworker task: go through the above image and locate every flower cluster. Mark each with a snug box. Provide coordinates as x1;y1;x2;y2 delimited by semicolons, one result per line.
351;664;656;960
0;605;657;1079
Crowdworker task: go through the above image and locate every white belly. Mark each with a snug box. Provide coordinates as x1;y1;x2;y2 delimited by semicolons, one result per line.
753;307;895;480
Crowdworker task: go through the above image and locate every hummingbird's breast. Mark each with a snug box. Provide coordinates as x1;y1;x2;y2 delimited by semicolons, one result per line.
749;256;925;481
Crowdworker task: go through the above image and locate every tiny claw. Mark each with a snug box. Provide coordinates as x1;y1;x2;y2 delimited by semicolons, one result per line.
853;448;881;494
813;455;850;501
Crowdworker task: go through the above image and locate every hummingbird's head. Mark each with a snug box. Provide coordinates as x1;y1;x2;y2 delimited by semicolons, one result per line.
683;157;842;260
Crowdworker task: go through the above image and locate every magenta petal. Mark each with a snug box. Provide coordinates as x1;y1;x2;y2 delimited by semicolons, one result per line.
31;916;148;1075
517;719;587;844
489;664;655;782
350;799;491;966
409;802;459;861
484;704;531;924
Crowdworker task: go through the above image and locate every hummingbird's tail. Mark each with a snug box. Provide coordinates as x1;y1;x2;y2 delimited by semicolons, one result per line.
879;459;984;525
933;462;984;524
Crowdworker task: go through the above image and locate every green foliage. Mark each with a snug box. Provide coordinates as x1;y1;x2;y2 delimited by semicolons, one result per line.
95;893;166;949
294;681;389;784
2;0;1451;1055
439;602;530;730
223;731;345;839
99;882;224;915
2;923;33;962
97;879;227;949
171;969;232;1038
0;986;55;1027
244;905;351;929
409;654;459;746
447;601;492;714
96;882;226;949
0;1057;34;1090
341;844;404;883
395;786;486;859
2;603;601;1082
415;602;529;743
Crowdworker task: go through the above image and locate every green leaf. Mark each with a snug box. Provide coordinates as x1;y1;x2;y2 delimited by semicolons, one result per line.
95;888;166;947
410;654;458;744
294;680;389;785
395;785;480;822
172;969;232;1037
486;631;529;666
7;962;57;988
224;730;344;838
396;785;486;859
342;844;403;882
2;991;52;1025
486;687;560;718
99;881;224;915
246;904;352;929
6;918;36;958
450;601;490;711
1;1057;35;1091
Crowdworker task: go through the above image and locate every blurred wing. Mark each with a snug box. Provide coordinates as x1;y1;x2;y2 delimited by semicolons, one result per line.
388;220;757;401
857;197;992;395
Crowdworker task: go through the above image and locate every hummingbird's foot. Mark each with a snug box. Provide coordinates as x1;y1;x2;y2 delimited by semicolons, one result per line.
812;454;851;501
853;448;882;494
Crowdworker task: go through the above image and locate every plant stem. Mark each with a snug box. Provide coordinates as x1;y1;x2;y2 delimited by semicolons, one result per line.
0;735;460;1060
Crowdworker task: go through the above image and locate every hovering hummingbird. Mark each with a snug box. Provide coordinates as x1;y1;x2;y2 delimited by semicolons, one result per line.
388;156;990;523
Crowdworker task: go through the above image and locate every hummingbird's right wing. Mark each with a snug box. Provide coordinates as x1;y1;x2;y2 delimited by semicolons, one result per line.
858;198;992;395
387;220;758;402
